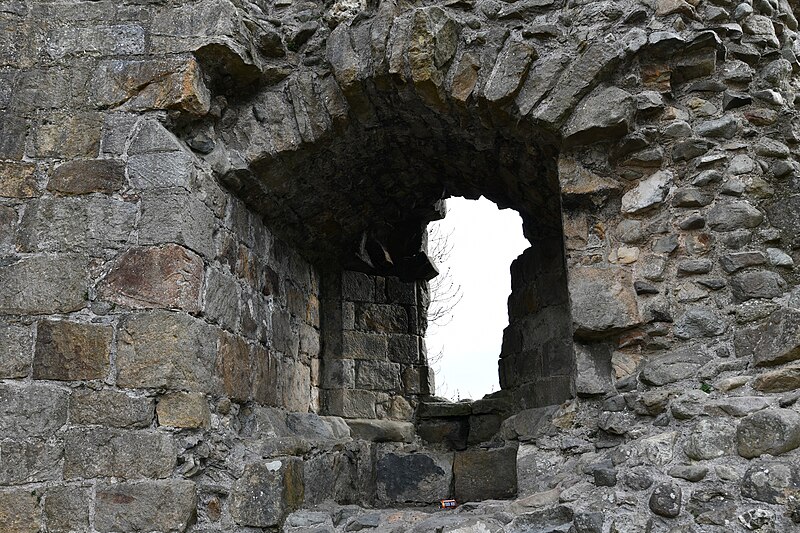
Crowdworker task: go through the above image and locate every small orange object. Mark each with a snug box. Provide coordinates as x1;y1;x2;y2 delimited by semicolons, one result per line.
439;499;457;509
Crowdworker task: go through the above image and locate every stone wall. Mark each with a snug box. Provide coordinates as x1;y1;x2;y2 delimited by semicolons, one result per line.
2;0;800;531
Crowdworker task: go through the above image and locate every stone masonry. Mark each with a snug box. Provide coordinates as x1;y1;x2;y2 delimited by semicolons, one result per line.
1;0;800;531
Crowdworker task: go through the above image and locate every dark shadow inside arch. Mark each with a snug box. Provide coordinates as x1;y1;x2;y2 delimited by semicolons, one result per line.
218;79;575;414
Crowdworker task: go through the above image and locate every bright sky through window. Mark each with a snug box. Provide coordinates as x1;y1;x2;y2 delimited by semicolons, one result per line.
426;197;530;401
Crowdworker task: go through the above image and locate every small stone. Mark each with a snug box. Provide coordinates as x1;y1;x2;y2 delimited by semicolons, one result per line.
649;481;682;518
669;465;708;482
157;392;210;429
679;214;705;230
738;508;775;531
672;188;712;207
677;259;712;276
720;251;766;273
737;408;800;458
695;116;738;138
621;170;673;214
729;154;757;175
684;418;736;460
713;396;770;417
767;248;793;268
691;169;723;186
741;461;800;504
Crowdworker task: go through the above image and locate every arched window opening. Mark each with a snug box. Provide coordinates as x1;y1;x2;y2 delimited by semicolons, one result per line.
426;197;530;401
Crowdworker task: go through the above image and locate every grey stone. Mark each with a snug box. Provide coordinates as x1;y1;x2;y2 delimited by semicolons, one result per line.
767;248;793;267
64;427;176;479
753;364;800;392
484;39;537;102
95;480;197;533
204;268;241;331
346;419;414;442
0;490;40;533
649;481;682;518
621;170;673;214
45;486;90;533
707;201;764;231
0;322;33;379
672;188;712;207
721;251;767;273
741;461;800;504
376;449;453;504
695;116;739;138
677;259;712;276
506;506;574;533
454;446;517;502
0;255;87;315
575;343;613;395
0;438;62;485
713;396;770;417
569;267;641;337
69;389;154;428
639;347;711;386
736;408;800;458
730;271;786;301
139;189;216;259
230;459;304;527
564;86;635;145
669;465;708;482
0;384;68;438
674;307;727;339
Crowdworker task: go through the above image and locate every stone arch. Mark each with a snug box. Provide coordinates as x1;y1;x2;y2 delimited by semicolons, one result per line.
195;3;647;417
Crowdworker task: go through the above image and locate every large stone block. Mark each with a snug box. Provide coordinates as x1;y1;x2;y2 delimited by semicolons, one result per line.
204;268;241;331
69;389;154;428
735;308;800;366
229;458;304;528
569;267;640;337
454;446;517;502
0;438;62;485
95;480;197;533
342;331;388;360
44;486;90;533
0;161;39;198
303;450;360;505
376;448;453;504
64;427;176;480
0;384;68;438
564;86;635;146
33;320;112;381
48;159;125;195
737;409;800;458
0;321;33;378
0;490;40;533
128;151;195;190
100;245;204;312
639;347;711;386
0;255;87;315
355;360;401;391
92;58;211;115
324;389;378;418
32;112;102;158
139;189;216;259
355;303;408;333
116;311;220;393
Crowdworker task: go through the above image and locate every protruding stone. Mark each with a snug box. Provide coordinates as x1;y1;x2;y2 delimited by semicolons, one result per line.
649;481;682;518
346;419;414;442
570;267;641;337
564;86;635;146
736;408;800;458
735;308;800;366
484;39;537;102
753;364;800;393
639;347;711;386
229;459;304;528
741;462;800;504
621;170;673;214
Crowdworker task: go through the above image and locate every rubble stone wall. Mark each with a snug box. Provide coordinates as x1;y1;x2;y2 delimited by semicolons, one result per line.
2;0;800;531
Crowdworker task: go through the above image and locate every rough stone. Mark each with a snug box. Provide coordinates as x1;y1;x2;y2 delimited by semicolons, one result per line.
735;308;800;366
0;322;33;379
621;170;673;214
157;392;211;429
0;255;87;315
33;320;112;381
454;446;517;502
564;86;635;146
741;461;800;504
346;419;414;442
376;449;453;504
683;418;736;460
753;364;800;392
44;486;90;532
95;480;197;533
569;267;640;337
100;245;204;312
649;481;682;518
48;159;125;195
0;162;39;198
116;311;220;393
639;347;711;386
229;459;304;528
0;490;40;533
736;408;800;458
0;438;62;486
69;389;155;428
0;384;68;438
64;427;176;479
730;271;786;302
707;201;764;231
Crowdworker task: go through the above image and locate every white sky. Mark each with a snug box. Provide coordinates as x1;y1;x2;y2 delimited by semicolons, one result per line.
426;197;530;401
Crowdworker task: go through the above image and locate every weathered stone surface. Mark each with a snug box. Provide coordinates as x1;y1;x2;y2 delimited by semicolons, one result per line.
707;201;764;231
33;112;102;158
376;449;453;504
674;307;726;339
0;490;40;533
648;481;682;518
64;427;176;479
95;480;197;533
69;389;154;428
157;392;211;429
100;245;204;312
569;267;640;337
139;189;216;259
753;364;800;392
735;308;800;366
0;322;33;379
218;332;251;402
0;384;68;438
737;409;800;458
116;311;220;393
621;170;673;214
93;58;211;115
45;486;90;533
48;159;125;195
639;347;710;386
575;343;613;395
454;446;517;502
33;320;112;381
741;462;800;507
730;271;786;301
346;419;414;442
484;39;536;102
0;438;62;485
684;418;736;460
230;459;304;527
0;162;39;198
0;256;87;315
564;86;635;146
